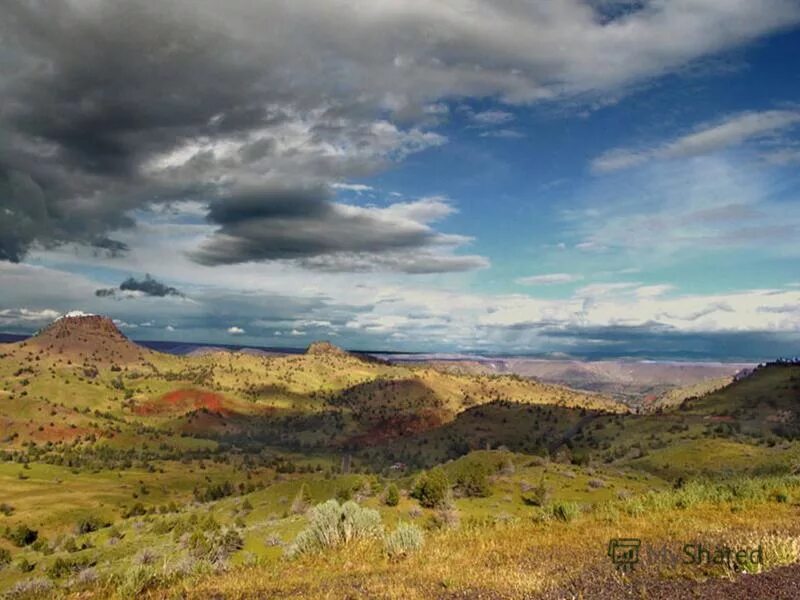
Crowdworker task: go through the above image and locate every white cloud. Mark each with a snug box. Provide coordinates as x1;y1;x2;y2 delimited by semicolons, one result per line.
575;282;639;297
5;249;800;354
516;273;583;285
568;156;800;260
635;285;675;299
0;308;61;327
470;110;514;125
593;110;800;172
331;183;374;193
479;129;526;139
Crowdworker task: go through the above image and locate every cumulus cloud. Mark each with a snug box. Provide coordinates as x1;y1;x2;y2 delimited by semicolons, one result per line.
592;110;800;172
227;326;245;335
1;0;797;265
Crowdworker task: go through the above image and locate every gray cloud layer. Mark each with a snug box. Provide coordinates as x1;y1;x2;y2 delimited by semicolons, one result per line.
2;0;798;268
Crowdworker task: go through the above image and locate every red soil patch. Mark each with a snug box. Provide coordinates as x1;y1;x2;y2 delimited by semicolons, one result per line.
345;409;446;447
135;388;234;417
28;423;93;443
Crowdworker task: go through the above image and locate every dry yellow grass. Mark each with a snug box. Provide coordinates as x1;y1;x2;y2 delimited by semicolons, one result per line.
141;497;800;600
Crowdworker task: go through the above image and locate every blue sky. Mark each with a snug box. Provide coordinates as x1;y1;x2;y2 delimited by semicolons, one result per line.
1;1;799;359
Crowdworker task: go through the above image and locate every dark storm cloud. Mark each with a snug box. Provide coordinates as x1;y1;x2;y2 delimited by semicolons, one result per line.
0;1;268;261
120;275;183;298
96;274;183;298
192;187;486;272
0;0;470;271
1;0;797;270
205;187;332;225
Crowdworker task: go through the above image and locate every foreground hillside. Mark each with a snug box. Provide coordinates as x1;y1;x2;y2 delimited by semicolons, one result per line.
0;316;798;598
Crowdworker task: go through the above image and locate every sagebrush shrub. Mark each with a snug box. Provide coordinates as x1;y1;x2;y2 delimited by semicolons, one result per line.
116;565;157;599
5;577;53;599
288;500;382;557
384;522;424;558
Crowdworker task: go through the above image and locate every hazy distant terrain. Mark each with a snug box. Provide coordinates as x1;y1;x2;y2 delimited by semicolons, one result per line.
371;354;754;408
1;332;752;408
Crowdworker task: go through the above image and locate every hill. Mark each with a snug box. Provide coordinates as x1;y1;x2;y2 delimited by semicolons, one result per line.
305;340;350;357
0;315;625;454
12;313;152;366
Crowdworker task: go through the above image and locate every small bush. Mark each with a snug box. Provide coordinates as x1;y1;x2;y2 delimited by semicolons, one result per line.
186;527;243;562
5;525;38;547
769;488;791;503
76;515;109;534
135;548;158;565
384;522;424;558
288;500;382;557
0;547;11;567
193;480;234;503
5;577;53;599
116;565;157;599
428;507;460;530
551;501;580;523
123;503;147;518
384;484;400;507
411;467;450;508
72;567;98;586
455;462;491;498
30;538;50;554
46;556;91;579
521;476;549;507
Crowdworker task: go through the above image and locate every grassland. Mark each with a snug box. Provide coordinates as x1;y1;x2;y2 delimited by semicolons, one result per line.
0;316;798;598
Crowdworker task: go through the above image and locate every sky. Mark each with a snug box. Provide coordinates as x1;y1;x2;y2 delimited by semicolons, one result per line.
1;0;800;360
